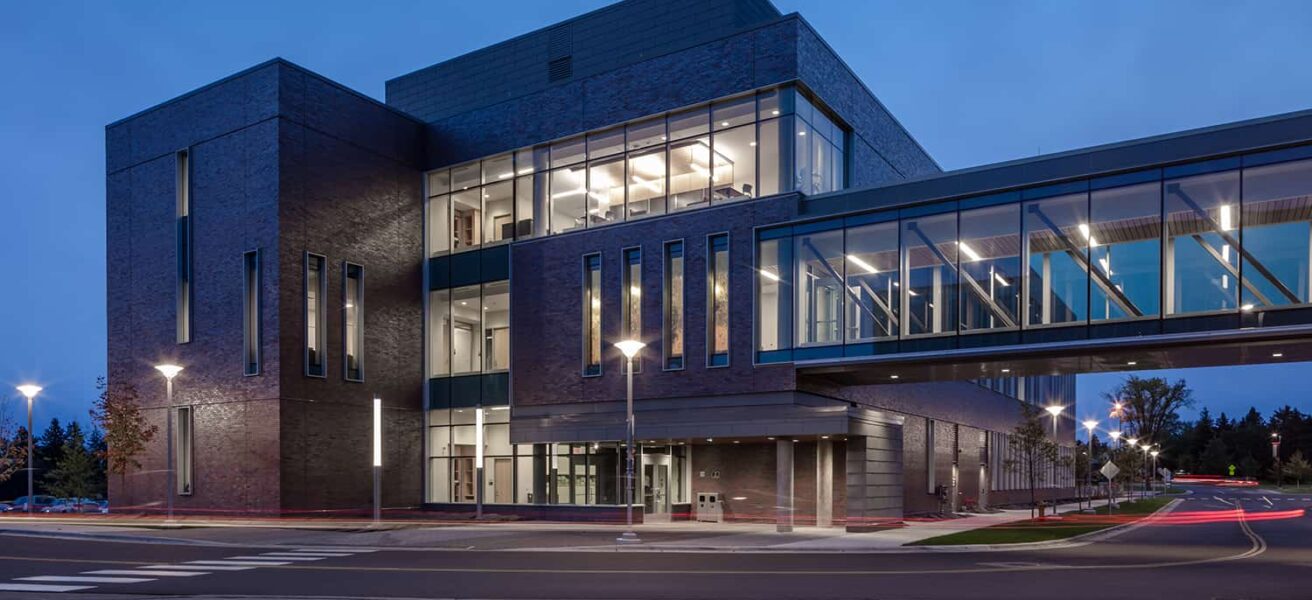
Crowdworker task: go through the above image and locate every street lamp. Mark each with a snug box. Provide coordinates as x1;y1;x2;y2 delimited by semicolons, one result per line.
1107;430;1122;503
373;396;382;523
1150;449;1160;493
1082;419;1098;510
1138;443;1151;499
1272;432;1282;488
154;364;183;523
15;385;41;514
614;339;645;544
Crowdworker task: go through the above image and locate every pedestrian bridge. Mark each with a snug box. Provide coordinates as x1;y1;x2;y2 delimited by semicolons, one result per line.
753;107;1312;383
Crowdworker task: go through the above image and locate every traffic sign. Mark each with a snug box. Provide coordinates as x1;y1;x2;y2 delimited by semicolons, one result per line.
1101;462;1120;480
1228;464;1237;476
1158;468;1172;481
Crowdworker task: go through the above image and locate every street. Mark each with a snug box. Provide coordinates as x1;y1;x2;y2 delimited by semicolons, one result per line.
0;486;1308;599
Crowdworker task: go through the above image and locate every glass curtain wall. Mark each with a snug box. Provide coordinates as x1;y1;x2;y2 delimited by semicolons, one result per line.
425;86;846;257
1024;194;1089;327
845;220;899;342
1090;182;1161;320
1241;158;1312;308
1165;171;1240;314
795;228;844;345
958;204;1020;332
901;213;957;336
427;282;510;378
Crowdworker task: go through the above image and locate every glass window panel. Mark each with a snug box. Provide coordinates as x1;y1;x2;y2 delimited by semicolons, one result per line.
587;127;625;159
429;424;449;453
833;145;845;191
669;138;711;212
626;149;666;220
712;124;756;202
794;118;812;194
428;289;450;377
1025;193;1089;326
451;285;482;375
663;242;685;369
795;93;815;125
306;254;325;376
668;106;709;140
513;148;536;176
622;248;642;345
485;422;511;456
1091;182;1161;320
451;406;478;425
482;181;514;245
958;204;1021;332
483;281;510;372
482;154;514;184
550;166;587;234
901;212;957;336
811;131;832;193
757;237;791;350
1165;170;1240;314
708;234;730;364
427;193;451;256
551;136;586;168
583;254;602;375
712;95;755;131
587;158;625;227
343;263;363;380
451;189;482;250
758;88;783;119
429;457;450;503
758;119;783;197
1242;158;1312;308
427;170;450;195
626;117;666;151
515;174;546;239
451;162;480;191
516;453;535;504
795;228;844;346
845;221;899;341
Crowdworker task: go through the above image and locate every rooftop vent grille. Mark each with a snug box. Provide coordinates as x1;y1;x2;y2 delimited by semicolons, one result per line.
548;57;573;82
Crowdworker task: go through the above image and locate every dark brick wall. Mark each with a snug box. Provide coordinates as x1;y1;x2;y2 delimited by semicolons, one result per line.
691;441;844;524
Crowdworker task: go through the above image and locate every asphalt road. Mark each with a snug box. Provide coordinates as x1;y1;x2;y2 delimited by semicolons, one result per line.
0;485;1309;600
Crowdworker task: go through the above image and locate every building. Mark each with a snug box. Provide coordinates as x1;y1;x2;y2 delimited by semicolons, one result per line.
119;0;1312;529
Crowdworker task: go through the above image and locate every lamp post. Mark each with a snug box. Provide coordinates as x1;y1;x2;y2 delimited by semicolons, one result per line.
1138;443;1150;499
614;340;645;544
1271;432;1282;488
1044;405;1064;505
15;385;41;514
1150;449;1160;493
1107;431;1122;504
1126;438;1140;498
373;396;383;523
154;365;183;523
475;405;484;519
1082;420;1098;511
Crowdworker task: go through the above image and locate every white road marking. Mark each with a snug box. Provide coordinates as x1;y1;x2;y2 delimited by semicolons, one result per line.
187;560;290;567
20;575;156;584
263;551;356;557
1213;496;1232;505
230;555;322;562
143;564;254;571
1263;496;1274;506
85;569;209;577
298;547;375;553
0;583;95;592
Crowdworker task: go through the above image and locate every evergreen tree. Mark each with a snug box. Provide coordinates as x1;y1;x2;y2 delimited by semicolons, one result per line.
1201;437;1231;476
1286;450;1312;487
86;427;108;497
44;426;96;499
35;418;66;492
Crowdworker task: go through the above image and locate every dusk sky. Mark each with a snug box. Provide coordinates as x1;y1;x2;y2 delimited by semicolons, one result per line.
4;0;1312;429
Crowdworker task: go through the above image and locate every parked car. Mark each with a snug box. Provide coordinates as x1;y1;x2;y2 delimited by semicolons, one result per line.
8;495;57;512
97;500;109;514
0;502;12;512
75;499;104;514
40;498;77;513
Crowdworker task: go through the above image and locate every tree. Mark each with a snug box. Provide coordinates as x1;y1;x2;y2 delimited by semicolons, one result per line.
89;376;157;493
44;425;96;499
1201;437;1231;476
36;418;66;491
1006;403;1061;518
86;427;108;497
0;401;27;489
1240;454;1261;479
1286;451;1312;487
1104;376;1193;445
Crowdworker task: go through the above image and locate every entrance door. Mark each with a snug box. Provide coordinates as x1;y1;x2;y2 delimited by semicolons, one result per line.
642;452;672;520
493;458;513;504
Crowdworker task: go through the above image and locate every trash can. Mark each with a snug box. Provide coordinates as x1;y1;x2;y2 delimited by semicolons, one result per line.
696;492;723;523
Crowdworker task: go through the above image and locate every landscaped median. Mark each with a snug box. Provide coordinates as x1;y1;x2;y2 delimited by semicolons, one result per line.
909;496;1174;546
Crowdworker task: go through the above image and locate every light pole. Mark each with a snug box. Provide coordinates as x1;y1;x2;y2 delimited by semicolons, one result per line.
1138;443;1150;499
154;364;183;523
1271;432;1282;488
475;405;484;519
373;396;383;523
15;385;41;514
1125;438;1139;499
1150;449;1160;493
1083;420;1098;511
1107;430;1122;505
1044;405;1063;505
615;339;645;544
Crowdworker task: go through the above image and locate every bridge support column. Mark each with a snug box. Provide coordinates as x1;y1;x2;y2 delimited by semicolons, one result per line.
776;439;794;533
846;418;904;532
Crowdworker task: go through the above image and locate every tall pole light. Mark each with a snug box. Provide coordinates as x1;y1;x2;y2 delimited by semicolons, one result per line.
1150;449;1159;493
1127;438;1140;499
475;406;484;519
1107;430;1122;504
373;396;383;523
614;339;645;544
15;385;41;514
1271;432;1282;488
154;365;183;523
1044;405;1063;505
1138;443;1150;499
1082;420;1098;511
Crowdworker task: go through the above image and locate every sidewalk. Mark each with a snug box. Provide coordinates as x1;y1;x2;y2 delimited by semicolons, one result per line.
0;499;1114;553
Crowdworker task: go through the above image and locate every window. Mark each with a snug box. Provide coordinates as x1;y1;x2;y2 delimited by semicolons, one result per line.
452;188;481;251
669;138;712;212
428;289;451;378
343;263;364;381
583;254;602;376
451;285;482;375
663;241;685;369
795;228;844;346
551;166;587;234
959;204;1021;332
483;181;514;245
926;418;936;494
707;234;730;366
175;406;194;495
712;124;756;202
1091;182;1161;320
305;253;326;377
243;250;260;376
901;213;957;336
1242;158;1312;308
1025;193;1089;326
587;157;624;227
621;248;642;371
427;171;451;256
627;149;666;220
756;237;791;351
845;220;899;341
483;281;510;372
757;118;784;198
176;150;192;344
1165;170;1240;315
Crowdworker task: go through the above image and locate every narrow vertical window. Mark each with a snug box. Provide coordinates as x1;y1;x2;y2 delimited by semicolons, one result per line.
343;263;364;381
663;241;685;369
926;418;936;494
755;236;791;352
707;234;730;366
242;250;260;376
305;253;327;377
621;248;642;372
583;254;602;376
176;406;194;495
176;150;192;344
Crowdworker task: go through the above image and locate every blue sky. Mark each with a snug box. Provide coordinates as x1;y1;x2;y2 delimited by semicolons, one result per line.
3;0;1312;429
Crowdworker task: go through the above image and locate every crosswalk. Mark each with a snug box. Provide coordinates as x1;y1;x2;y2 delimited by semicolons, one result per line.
0;547;375;594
